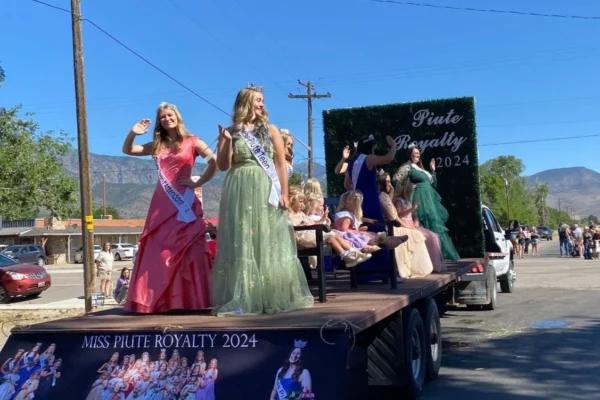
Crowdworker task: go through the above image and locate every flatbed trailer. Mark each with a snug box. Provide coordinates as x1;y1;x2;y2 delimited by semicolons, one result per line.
0;259;478;399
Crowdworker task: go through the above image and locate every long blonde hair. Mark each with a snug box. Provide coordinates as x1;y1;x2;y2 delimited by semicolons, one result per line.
232;87;269;131
394;177;413;201
289;186;306;211
304;193;323;215
231;86;271;152
337;190;363;222
152;102;190;158
303;178;322;197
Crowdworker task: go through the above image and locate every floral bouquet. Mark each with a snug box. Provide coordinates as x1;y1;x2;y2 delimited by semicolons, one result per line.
287;387;315;399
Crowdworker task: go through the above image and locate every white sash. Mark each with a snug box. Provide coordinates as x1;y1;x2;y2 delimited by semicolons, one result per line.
240;129;282;208
275;378;288;400
154;158;197;223
351;154;366;190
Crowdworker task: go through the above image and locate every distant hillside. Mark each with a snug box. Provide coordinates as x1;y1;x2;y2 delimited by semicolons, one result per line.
528;167;600;218
59;150;327;218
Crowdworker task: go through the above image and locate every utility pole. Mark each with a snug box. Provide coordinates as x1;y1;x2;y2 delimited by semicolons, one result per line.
71;0;95;313
102;174;106;219
288;80;331;178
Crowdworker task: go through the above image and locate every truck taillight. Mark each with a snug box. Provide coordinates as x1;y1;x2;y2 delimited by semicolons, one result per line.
470;263;484;274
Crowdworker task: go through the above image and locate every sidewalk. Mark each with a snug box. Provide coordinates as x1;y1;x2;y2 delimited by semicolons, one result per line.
44;260;133;273
0;297;119;310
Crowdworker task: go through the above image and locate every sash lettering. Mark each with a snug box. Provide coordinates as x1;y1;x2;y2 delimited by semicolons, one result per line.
155;158;197;223
240;130;282;208
351;154;366;190
275;378;288;400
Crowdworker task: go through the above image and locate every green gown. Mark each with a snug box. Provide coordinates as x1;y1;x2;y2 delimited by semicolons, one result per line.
211;132;314;316
409;167;460;261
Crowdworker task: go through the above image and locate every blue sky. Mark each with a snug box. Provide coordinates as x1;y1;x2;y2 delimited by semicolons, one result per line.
2;0;600;176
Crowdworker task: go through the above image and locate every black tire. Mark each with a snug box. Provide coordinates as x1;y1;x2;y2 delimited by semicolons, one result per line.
483;268;498;311
421;299;442;381
37;257;44;267
0;285;11;304
500;260;515;293
115;253;121;261
402;308;427;398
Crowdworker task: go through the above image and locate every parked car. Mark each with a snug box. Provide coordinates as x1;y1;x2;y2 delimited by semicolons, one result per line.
1;245;46;267
0;245;8;253
537;226;553;240
0;253;52;303
111;243;135;261
74;245;102;263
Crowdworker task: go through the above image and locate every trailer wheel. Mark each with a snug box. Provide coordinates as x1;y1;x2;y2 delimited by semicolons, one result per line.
499;259;515;293
483;268;498;311
402;308;427;397
421;299;442;381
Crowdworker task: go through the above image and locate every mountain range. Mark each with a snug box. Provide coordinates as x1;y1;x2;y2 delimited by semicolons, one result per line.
528;167;600;218
59;149;327;218
58;150;599;219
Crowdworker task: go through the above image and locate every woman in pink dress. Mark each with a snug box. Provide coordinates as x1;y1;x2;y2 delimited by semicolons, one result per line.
121;102;217;313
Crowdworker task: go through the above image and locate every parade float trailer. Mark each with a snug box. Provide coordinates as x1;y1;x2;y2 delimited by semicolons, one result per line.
0;96;513;399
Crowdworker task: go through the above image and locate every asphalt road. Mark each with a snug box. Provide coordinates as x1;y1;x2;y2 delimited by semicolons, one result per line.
421;240;600;400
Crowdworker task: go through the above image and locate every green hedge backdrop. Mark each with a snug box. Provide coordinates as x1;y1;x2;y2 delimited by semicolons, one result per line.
322;96;484;259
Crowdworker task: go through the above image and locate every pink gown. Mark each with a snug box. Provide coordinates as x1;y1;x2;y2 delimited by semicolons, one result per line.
124;136;212;313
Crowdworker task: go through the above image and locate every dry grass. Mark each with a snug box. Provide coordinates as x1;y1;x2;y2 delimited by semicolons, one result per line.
0;310;83;348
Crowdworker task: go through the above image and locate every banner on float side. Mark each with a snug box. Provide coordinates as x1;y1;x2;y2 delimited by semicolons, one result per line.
0;328;348;399
322;96;484;258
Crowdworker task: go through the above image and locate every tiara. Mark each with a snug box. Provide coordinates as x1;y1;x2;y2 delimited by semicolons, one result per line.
363;134;375;143
408;142;418;150
247;82;264;92
294;339;308;349
377;169;386;176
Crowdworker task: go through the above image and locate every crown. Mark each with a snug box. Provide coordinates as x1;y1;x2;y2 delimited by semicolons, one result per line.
408;142;418;150
294;339;308;349
377;169;386;176
363;134;375;143
160;349;167;353
247;82;264;92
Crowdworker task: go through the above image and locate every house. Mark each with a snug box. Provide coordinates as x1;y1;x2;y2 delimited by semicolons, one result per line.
0;217;144;264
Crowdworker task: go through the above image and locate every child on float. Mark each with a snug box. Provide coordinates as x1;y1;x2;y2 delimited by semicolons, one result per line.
288;187;371;268
332;190;407;253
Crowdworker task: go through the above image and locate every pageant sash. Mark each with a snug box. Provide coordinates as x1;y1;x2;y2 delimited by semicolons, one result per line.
351;154;366;190
240;129;282;208
275;378;288;400
154;158;197;223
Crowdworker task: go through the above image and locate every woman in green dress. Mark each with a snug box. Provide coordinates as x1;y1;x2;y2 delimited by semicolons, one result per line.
211;84;314;316
393;143;460;261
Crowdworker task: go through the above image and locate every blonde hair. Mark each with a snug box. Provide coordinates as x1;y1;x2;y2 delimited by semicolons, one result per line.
289;186;306;210
304;193;323;215
303;178;322;197
337;190;363;222
152;102;190;159
394;177;413;201
232;87;269;132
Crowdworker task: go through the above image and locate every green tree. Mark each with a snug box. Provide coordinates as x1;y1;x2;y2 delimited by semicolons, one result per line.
93;206;121;220
479;156;537;227
289;172;303;186
0;67;78;220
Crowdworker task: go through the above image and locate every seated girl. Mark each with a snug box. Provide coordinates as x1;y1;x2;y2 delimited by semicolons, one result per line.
394;177;446;273
332;190;407;254
305;192;331;225
287;187;371;268
114;267;131;305
376;173;433;279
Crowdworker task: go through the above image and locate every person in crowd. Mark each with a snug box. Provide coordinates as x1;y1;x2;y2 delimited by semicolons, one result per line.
94;242;114;298
114;268;130;305
121;102;217;313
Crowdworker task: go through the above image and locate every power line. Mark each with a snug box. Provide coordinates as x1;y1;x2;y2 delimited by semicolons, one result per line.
369;0;600;21
479;134;600;147
31;0;231;117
